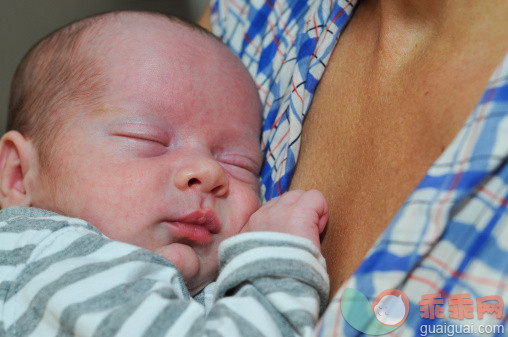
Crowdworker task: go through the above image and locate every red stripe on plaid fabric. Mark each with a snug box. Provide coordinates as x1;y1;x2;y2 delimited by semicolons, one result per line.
313;0;355;61
432;66;501;242
272;109;286;129
277;142;290;195
408;274;441;292
330;0;355;24
313;13;319;42
292;79;304;103
266;129;289;161
230;0;246;14
427;254;508;292
479;187;508;207
243;33;262;53
267;22;286;57
256;83;268;95
273;0;296;41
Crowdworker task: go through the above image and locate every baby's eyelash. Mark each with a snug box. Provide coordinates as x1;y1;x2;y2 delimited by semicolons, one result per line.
113;133;168;146
218;156;258;173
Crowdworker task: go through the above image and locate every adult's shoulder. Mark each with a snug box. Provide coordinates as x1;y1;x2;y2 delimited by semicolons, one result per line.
198;5;211;31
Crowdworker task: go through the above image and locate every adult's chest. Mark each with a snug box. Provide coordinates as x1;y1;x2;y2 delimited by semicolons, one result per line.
288;20;504;298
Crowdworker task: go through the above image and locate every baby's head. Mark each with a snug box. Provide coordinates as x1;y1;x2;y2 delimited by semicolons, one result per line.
0;11;262;294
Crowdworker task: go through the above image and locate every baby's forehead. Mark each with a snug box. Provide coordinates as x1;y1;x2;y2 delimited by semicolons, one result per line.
94;17;238;85
100;14;220;56
97;21;251;91
70;15;231;101
70;13;260;132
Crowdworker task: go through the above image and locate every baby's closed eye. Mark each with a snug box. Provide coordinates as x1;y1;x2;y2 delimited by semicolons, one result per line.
110;132;169;158
216;154;260;183
113;132;168;146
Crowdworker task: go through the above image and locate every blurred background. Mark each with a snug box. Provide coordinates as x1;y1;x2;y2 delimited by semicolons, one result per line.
0;0;209;133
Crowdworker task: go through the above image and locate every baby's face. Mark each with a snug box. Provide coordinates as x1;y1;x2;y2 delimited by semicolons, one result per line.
29;20;262;294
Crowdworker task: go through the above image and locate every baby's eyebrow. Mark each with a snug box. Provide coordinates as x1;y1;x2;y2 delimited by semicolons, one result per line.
97;108;168;125
86;106;120;117
106;118;170;134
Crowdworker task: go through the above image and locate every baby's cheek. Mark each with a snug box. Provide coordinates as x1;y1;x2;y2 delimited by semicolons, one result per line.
229;186;260;229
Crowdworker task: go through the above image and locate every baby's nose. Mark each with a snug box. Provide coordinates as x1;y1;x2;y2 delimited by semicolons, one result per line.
174;156;229;197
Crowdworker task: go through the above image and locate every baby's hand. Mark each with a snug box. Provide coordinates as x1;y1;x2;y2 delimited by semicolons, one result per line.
155;244;199;282
241;190;328;249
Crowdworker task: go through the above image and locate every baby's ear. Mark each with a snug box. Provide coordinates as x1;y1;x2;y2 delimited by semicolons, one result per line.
0;131;38;208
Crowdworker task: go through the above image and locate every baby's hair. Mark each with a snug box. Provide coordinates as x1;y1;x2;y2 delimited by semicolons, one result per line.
7;10;218;167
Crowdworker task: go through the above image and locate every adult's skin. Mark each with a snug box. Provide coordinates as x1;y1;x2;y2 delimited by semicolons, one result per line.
200;0;508;299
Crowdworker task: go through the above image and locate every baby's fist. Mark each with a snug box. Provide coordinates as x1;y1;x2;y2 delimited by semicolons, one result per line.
242;190;328;249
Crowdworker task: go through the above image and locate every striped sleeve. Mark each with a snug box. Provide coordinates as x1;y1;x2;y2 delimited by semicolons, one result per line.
211;232;329;337
0;207;328;337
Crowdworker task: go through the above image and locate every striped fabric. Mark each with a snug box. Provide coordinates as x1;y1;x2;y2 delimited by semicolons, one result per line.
0;207;329;336
210;0;508;336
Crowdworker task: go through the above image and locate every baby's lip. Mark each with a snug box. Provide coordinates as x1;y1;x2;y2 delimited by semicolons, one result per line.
171;209;221;234
164;209;221;244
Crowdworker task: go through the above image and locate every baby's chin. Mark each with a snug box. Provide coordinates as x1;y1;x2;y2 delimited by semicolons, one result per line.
154;243;216;296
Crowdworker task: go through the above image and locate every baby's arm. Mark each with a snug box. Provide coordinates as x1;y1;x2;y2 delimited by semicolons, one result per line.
211;231;329;336
204;190;330;335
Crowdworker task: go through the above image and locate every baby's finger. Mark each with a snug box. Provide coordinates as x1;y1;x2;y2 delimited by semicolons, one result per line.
260;195;280;208
276;190;306;205
258;190;304;211
299;190;328;233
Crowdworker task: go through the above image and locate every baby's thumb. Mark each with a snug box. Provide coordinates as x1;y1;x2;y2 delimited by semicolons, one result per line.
302;189;328;233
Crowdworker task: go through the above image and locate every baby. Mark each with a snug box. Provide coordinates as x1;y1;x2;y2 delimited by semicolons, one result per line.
0;10;328;337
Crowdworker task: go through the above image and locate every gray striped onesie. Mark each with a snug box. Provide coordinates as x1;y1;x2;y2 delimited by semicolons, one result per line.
0;207;329;336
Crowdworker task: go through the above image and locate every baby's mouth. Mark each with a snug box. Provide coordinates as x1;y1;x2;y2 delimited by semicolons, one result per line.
164;209;221;244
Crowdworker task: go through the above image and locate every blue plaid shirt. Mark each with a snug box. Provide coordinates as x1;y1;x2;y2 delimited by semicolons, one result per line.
211;0;508;336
